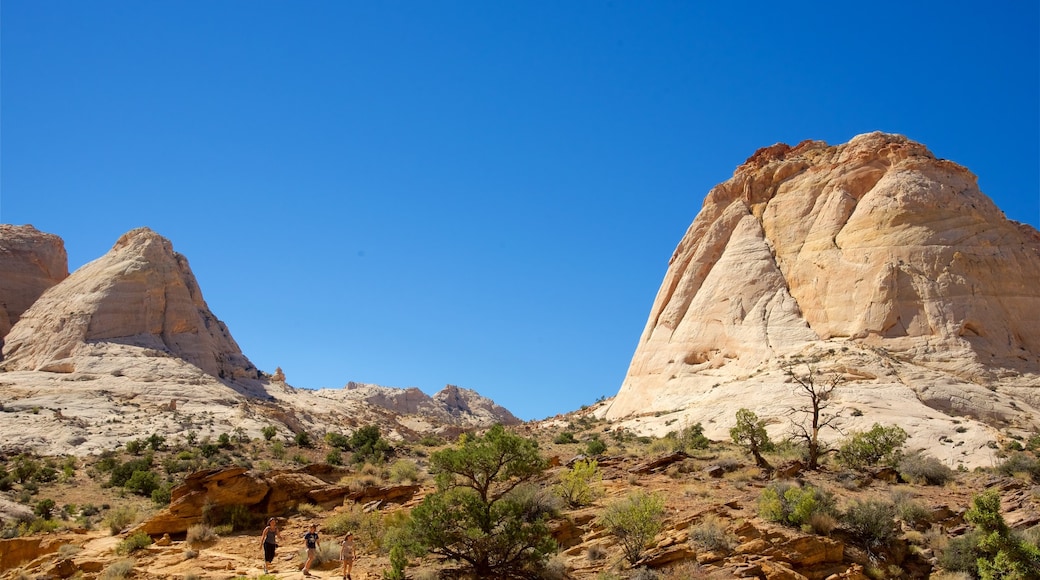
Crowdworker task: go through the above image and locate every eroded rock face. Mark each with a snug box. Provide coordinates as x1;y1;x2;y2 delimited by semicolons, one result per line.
0;224;68;345
136;466;419;536
606;133;1040;466
1;227;257;382
434;384;521;425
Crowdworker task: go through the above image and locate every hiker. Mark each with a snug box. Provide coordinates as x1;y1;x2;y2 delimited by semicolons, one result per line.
260;518;281;574
303;523;321;576
340;531;356;580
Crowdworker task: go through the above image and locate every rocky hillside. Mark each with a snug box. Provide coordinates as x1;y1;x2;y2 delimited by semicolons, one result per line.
606;132;1040;469
0;227;517;457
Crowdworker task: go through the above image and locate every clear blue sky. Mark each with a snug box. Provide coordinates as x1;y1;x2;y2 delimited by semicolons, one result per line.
2;2;1037;420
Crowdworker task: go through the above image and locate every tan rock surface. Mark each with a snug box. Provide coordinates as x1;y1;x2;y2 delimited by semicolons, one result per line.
0;227;516;457
0;224;67;345
1;227;259;385
606;133;1040;468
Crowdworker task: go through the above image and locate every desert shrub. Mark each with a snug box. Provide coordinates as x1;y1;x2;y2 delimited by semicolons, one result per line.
598;491;665;565
389;459;421;484
99;558;135;580
585;436;607;456
892;492;931;528
351;425;393;465
296;541;340;567
104;505;138;535
295;431;312;448
271;441;286;459
57;543;83;557
554;432;577;444
841;499;898;555
554;458;602;508
124;470;160;497
835;424;907;470
939;530;982;576
758;482;836;530
324;505;384;552
125;439;146;455
630;567;659;580
899;450;954;485
689;514;735;553
996;452;1040;481
116;531;153;555
151;482;174;506
34;499;55;519
326;449;343;465
109;456;154;488
262;425;278;441
186;523;218;548
586;544;607;562
677;421;710;451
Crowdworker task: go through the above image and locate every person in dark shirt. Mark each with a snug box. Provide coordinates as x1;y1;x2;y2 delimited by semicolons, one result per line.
303;523;321;576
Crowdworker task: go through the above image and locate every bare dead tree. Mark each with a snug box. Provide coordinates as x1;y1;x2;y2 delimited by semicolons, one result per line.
785;362;844;470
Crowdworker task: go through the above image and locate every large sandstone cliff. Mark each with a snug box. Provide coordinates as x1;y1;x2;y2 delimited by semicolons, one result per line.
0;225;68;347
1;227;258;383
606;133;1040;467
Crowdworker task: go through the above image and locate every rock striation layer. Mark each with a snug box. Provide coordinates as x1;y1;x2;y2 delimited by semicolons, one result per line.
0;224;68;347
1;227;258;382
606;133;1040;467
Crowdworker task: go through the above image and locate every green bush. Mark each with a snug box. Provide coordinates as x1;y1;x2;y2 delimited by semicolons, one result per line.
841;499;898;554
677;422;710;451
966;489;1040;579
898;450;954;485
597;491;665;565
351;426;392;465
262;425;278;441
326;449;343;465
34;499;56;519
151;483;174;506
104;505;138;535
109;456;154;488
757;482;836;530
186;523;218;548
326;432;351;450
116;531;153;555
124;470;160;497
585;436;607;456
835;424;907;470
553;432;577;444
689;514;735;553
388;459;421;484
996;452;1040;482
99;558;135;580
730;408;774;469
553;459;602;508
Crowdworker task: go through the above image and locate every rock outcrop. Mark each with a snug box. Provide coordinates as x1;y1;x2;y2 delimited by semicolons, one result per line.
0;224;68;347
434;384;521;425
136;465;419;536
1;227;258;383
606;133;1040;467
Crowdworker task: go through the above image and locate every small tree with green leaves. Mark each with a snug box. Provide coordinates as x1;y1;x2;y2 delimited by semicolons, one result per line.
406;425;554;577
598;491;665;566
554;458;602;508
967;489;1040;579
351;425;392;465
731;408;774;470
835;424;907;470
262;425;277;441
